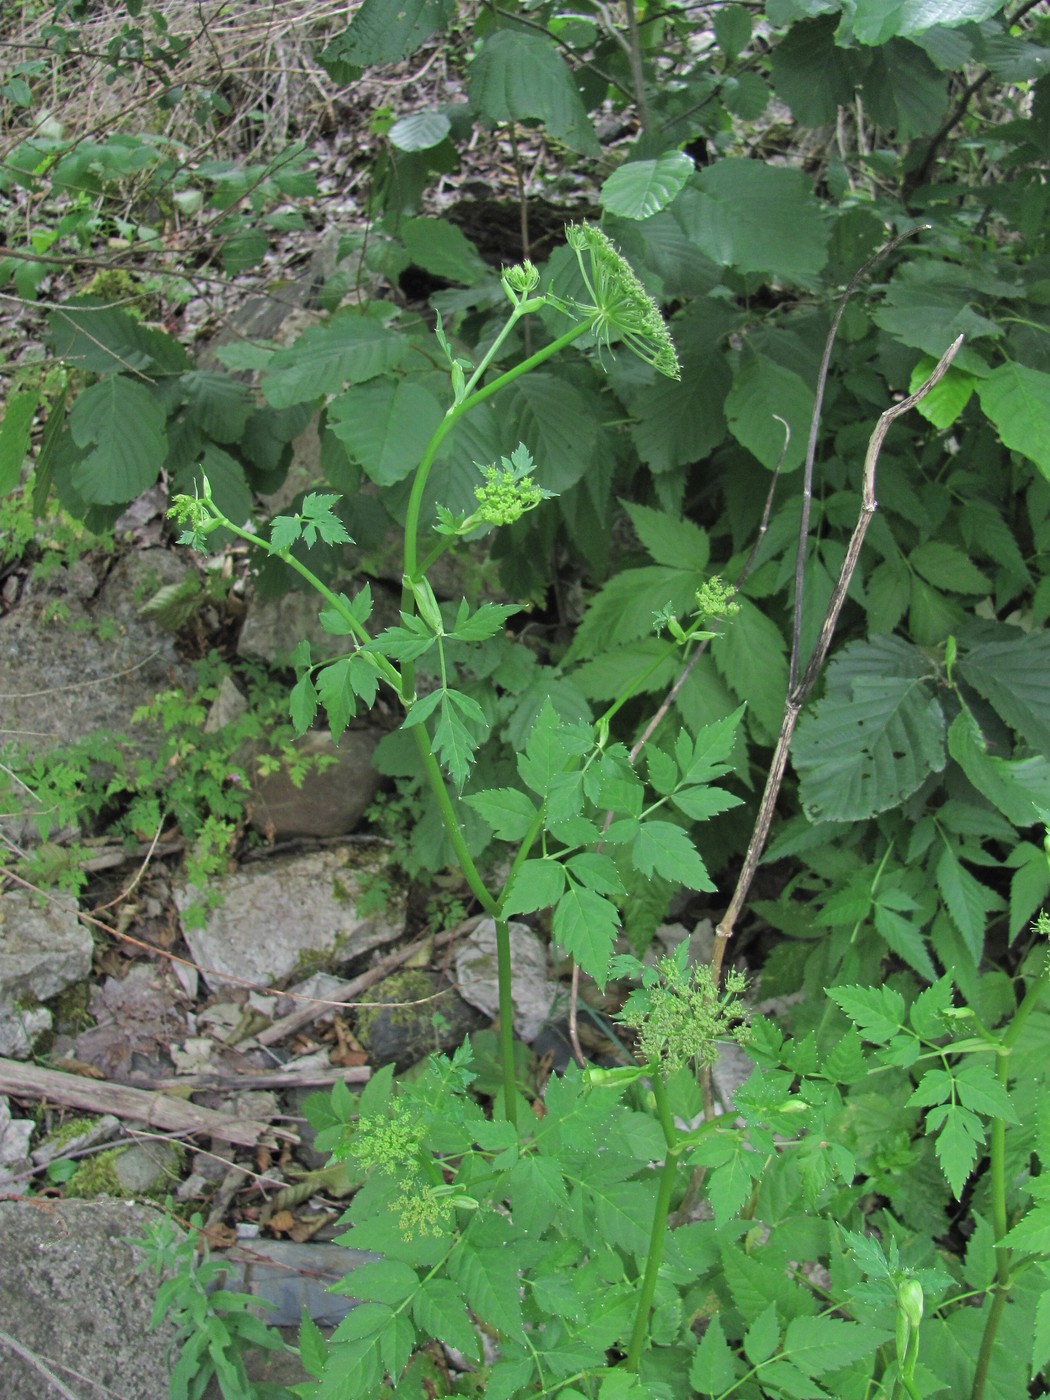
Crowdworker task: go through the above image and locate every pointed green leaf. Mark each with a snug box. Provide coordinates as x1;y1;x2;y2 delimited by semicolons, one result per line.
464;788;540;842
633;820;714;891
412;1278;479;1360
504;859;567;916
289;673;319;736
782;1316;889;1376
927;1102;984;1197
744;1302;781;1367
955;1063;1017;1121
450;1244;522;1336
552;882;620;983
689;1315;738;1393
827;984;906;1042
623;501;710;571
936;846;1000;965
316;657;357;739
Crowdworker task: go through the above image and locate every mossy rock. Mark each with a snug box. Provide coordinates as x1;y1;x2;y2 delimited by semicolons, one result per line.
355;970;482;1070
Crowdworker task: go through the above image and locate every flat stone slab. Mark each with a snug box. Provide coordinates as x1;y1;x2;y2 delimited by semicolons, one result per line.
178;845;405;992
454;919;557;1042
0;1198;184;1400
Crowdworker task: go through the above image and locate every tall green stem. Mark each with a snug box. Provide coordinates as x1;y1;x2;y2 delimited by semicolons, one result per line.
494;917;518;1128
401;316;593;591
625;1070;680;1371
971;963;1050;1400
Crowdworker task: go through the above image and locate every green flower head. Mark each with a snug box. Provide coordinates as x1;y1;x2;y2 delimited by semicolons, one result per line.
566;223;680;380
472;443;555;526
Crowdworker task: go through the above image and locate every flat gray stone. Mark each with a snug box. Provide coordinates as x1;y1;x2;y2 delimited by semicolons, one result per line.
0;1198;184;1400
245;726;383;839
178;845;405;992
0;549;192;758
0;890;91;1058
454;919;557;1042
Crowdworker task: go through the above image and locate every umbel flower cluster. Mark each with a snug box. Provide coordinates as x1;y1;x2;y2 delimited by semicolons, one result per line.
565;222;681;380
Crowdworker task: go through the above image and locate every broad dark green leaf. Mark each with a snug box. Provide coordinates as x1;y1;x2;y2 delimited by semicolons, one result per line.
323;0;454;65
468;29;599;156
328;379;445;485
262;314;407;409
956;632;1050;753
793;639;946;822
46;301;184;375
68;377;167;504
725;353;814;472
848;0;1006;45
686;159;829;285
977;361;1050;479
401;217;490;284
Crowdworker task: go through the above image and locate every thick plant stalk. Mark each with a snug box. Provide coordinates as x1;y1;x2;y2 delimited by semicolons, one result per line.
494;918;519;1127
710;333;964;985
624;1071;679;1371
971;959;1050;1400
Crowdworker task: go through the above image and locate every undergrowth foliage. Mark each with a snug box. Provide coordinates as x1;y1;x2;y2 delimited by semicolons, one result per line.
4;1;1050;1397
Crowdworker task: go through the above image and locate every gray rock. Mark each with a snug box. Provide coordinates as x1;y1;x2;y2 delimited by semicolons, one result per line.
237;579;401;665
111;1140;185;1197
0;549;192;759
0;890;92;1058
178;845;405;992
245;726;383;839
0;1096;34;1189
454;919;558;1042
0;1198;185;1400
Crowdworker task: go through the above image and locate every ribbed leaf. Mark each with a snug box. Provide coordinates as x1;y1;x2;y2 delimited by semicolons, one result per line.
401;216;490;283
468;29;599;156
322;0;454;66
262;314;407;408
69;376;167;504
977;361;1050;480
956;632;1050;753
600;152;693;220
328;379;444;486
849;0;1006;45
389;110;451;151
685;159;829;284
725;353;814;472
793;638;946;822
